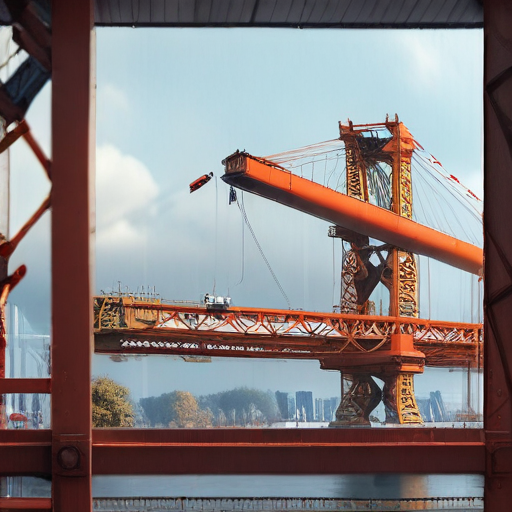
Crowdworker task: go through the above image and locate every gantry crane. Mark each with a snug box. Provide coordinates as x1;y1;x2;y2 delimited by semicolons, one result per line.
94;116;483;426
220;115;482;425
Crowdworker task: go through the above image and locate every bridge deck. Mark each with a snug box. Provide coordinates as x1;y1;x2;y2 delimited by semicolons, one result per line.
94;298;482;368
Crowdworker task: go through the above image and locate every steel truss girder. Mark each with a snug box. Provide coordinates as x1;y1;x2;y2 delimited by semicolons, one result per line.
94;300;482;368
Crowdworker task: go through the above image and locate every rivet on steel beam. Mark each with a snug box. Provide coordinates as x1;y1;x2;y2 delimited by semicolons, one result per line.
57;446;81;470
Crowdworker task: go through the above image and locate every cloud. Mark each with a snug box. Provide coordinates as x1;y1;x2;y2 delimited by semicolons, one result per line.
96;218;140;247
396;31;482;94
398;32;442;88
98;83;130;113
96;144;159;228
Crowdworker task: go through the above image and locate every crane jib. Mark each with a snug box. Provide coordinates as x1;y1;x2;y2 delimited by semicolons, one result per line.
221;152;483;276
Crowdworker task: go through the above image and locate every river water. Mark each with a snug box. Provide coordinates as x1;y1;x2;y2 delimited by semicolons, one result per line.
4;474;485;511
92;474;483;500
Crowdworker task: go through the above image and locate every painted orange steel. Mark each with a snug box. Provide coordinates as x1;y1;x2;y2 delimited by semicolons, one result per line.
222;154;483;275
22;124;52;180
94;299;482;368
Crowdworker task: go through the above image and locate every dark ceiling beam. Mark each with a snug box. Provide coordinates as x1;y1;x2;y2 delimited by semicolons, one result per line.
94;0;483;28
94;20;483;28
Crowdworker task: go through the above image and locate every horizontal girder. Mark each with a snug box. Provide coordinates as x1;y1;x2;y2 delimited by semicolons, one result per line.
221;153;483;275
94;298;482;368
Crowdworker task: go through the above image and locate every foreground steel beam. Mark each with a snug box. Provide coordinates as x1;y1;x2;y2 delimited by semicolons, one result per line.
0;427;486;478
222;153;483;275
52;0;95;509
484;0;512;509
92;428;485;475
0;430;51;475
0;497;52;510
0;378;51;394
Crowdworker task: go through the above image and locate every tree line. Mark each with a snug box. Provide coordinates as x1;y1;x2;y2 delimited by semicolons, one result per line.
141;387;279;427
92;377;282;428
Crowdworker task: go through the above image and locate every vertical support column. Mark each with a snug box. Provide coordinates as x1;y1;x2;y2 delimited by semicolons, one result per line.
51;1;94;510
388;121;418;318
330;373;382;426
484;0;512;509
383;122;422;424
338;127;369;314
344;137;368;201
330;127;378;427
339;249;359;314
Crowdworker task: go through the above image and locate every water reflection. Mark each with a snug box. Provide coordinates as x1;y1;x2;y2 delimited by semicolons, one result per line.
92;474;484;499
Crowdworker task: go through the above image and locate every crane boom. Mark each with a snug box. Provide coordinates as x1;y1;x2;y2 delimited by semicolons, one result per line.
221;152;482;276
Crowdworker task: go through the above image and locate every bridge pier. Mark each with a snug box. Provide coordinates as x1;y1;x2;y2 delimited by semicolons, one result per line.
381;372;423;424
323;334;425;426
330;373;381;426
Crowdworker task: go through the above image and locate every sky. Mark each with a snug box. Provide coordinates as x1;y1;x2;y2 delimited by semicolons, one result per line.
6;27;484;408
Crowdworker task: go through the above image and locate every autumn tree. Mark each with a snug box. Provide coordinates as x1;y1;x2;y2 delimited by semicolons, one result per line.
92;376;134;427
140;391;212;428
199;387;279;426
167;391;212;428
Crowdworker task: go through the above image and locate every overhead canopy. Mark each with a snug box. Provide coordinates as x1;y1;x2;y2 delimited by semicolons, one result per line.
94;0;483;28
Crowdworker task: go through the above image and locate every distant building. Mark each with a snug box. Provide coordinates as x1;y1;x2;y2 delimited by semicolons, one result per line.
322;397;340;422
323;399;333;422
417;391;448;422
315;398;324;421
296;391;314;422
430;391;448;422
287;395;296;420
328;397;339;422
416;398;432;422
275;391;290;420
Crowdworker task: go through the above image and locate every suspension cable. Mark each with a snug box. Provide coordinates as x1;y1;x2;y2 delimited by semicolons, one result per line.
236;194;291;309
233;191;245;287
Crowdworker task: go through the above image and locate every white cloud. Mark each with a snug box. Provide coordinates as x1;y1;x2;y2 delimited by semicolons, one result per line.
96;218;140;247
98;83;130;113
96;144;159;227
398;32;442;88
395;31;482;94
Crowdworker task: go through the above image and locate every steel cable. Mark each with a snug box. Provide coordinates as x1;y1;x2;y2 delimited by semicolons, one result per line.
236;195;291;309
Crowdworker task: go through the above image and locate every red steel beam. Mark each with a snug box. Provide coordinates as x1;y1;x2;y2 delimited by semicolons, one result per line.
484;0;512;509
0;497;51;510
0;430;51;475
22;126;52;180
93;427;484;444
51;0;94;509
0;378;51;394
92;428;485;475
222;154;483;275
93;443;485;475
0;426;484;477
0;427;485;477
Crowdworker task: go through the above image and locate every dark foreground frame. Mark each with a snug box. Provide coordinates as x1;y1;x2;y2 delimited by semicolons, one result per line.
2;0;512;510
